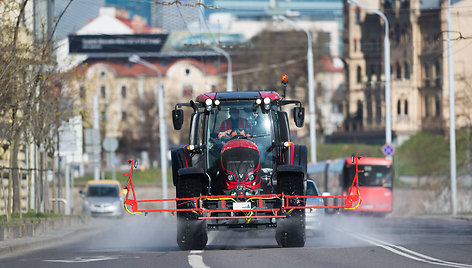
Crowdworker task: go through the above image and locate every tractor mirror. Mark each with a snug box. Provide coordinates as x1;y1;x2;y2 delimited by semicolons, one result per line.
172;109;184;130
293;107;305;127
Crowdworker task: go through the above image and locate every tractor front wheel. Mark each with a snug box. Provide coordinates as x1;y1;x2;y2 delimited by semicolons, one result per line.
276;174;306;247
176;176;208;250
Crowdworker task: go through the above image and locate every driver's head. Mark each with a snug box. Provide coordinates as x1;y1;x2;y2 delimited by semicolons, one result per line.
229;108;239;117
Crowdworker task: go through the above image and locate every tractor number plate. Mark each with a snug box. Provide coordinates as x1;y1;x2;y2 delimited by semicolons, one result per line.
233;202;251;211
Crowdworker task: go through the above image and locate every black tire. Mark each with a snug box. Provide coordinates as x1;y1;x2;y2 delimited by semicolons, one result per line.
276;174;306;247
176;176;208;250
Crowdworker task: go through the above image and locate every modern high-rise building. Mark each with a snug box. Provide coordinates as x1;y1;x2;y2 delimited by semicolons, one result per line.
201;0;343;21
150;1;201;32
106;0;151;23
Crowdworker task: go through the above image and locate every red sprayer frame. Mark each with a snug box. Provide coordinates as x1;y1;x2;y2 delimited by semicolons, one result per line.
123;156;363;218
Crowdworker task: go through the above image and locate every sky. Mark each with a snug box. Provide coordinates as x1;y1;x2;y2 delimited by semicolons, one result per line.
55;0;105;39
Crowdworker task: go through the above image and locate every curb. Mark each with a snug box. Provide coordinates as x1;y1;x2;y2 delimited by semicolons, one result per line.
0;217;100;258
0;226;92;258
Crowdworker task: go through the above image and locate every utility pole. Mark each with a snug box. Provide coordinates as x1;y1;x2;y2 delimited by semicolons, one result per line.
447;0;457;215
129;55;169;211
210;46;233;92
274;15;317;163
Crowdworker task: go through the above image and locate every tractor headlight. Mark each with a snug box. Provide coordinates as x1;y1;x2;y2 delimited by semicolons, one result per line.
256;99;262;105
205;98;213;111
263;97;271;110
227;174;235;181
214;99;220;106
247;173;255;181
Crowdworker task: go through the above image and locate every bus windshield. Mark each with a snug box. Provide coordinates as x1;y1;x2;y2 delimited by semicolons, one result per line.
345;165;393;188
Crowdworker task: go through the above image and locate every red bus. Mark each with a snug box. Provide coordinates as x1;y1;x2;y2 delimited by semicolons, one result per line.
307;157;393;215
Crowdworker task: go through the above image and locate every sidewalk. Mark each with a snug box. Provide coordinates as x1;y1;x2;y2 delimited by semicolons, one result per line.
0;222;99;258
0;215;96;258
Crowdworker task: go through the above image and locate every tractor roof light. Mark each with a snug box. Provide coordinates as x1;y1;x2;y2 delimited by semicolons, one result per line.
205;98;213;111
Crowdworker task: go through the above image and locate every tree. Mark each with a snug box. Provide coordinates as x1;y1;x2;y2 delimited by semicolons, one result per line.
0;0;76;218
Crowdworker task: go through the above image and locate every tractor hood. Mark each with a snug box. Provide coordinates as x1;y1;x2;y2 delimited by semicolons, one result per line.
220;139;261;191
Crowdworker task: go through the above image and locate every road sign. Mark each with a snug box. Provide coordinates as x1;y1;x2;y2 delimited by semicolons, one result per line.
382;143;395;156
103;137;119;152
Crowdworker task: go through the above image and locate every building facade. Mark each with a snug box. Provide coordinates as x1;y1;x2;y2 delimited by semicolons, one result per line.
339;0;472;145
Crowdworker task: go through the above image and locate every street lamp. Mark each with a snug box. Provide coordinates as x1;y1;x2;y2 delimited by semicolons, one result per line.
210;46;233;92
347;0;392;158
273;15;317;163
129;54;168;209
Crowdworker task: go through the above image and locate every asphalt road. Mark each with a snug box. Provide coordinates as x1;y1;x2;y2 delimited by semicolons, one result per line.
1;214;472;268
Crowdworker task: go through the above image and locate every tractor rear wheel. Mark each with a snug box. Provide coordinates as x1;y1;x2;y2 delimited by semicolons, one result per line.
276;175;306;247
176;176;208;250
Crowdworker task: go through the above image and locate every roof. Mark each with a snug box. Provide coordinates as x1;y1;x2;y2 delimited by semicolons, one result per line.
86;180;122;187
344;157;392;167
75;57;226;77
195;91;281;103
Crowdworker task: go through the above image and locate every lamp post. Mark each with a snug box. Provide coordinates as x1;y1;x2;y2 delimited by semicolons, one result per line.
210;46;233;92
274;15;317;163
446;0;457;216
129;55;168;210
347;0;392;158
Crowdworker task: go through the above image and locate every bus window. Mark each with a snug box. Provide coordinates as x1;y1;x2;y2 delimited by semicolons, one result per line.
344;165;393;188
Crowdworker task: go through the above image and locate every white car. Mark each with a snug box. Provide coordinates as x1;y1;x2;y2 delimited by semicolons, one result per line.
305;179;326;236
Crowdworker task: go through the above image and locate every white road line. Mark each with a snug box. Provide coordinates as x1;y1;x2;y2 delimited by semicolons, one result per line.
355;233;472;268
341;229;472;268
44;256;119;263
188;233;215;268
188;254;210;268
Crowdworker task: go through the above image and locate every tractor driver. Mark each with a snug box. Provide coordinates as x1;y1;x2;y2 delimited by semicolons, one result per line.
218;108;251;140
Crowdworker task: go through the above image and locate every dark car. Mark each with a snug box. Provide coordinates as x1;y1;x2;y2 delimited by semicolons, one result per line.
305;179;326;236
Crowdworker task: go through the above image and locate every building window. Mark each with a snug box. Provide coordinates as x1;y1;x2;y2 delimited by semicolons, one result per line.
354;39;357;52
435;61;441;87
121;85;127;99
182;85;193;98
357;66;362;83
397;100;401;115
100;85;106;99
396;62;402;80
122;111;128;121
355;8;361;24
79;86;85;99
424;65;430;87
404;62;410;80
435;97;440;117
425;97;429;117
404;100;408;115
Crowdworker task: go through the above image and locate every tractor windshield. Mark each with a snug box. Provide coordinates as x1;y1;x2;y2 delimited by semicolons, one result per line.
206;101;274;172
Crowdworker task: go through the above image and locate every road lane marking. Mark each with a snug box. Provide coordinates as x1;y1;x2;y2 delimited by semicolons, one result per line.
44;256;119;263
188;233;214;268
355;233;472;268
189;253;210;268
340;229;472;268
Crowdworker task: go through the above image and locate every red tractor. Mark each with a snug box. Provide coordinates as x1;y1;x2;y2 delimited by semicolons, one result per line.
170;86;309;250
123;77;362;250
